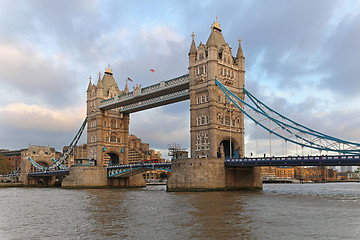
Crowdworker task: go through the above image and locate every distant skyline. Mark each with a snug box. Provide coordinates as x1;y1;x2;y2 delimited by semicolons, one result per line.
1;1;360;159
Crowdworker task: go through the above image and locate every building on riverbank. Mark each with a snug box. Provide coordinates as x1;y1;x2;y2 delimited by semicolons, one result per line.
294;166;338;182
260;166;295;179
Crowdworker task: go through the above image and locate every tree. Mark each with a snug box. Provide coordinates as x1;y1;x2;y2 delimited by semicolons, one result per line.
160;171;168;180
0;154;11;175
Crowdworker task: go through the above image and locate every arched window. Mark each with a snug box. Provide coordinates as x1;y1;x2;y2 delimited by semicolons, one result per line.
202;116;206;125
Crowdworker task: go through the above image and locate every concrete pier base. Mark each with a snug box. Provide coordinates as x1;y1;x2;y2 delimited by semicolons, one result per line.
62;166;146;189
62;166;108;188
167;158;262;191
27;176;56;187
225;167;263;190
108;174;146;188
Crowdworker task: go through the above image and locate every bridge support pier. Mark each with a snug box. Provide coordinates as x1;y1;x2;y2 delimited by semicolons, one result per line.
167;158;262;191
225;167;262;190
27;176;56;187
62;166;146;188
108;175;146;188
62;166;108;188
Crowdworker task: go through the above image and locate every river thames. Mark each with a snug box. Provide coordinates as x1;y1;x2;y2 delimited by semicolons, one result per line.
0;182;359;239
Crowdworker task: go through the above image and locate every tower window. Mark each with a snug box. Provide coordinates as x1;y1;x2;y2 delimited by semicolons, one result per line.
201;116;206;125
199;52;204;60
111;120;116;128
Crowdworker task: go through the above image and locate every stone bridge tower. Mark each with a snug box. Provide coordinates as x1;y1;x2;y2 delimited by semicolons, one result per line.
189;19;245;159
86;67;130;166
168;19;262;191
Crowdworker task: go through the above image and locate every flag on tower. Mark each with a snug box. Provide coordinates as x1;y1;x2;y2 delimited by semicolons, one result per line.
150;68;156;72
127;77;133;82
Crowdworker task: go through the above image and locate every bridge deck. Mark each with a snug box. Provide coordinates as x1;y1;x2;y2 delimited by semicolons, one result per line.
26;155;360;178
225;154;360;167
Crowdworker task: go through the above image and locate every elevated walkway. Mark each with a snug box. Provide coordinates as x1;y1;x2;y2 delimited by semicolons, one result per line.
99;74;189;113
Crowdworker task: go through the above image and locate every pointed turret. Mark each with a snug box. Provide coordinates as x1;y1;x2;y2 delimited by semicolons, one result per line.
189;32;197;55
189;32;197;69
236;37;245;69
236;37;244;59
124;79;129;93
96;72;103;89
87;76;92;92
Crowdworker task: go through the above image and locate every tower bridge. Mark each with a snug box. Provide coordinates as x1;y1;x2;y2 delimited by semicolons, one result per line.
22;19;360;190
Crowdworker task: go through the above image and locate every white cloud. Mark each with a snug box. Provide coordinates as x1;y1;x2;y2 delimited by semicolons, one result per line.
0;103;85;132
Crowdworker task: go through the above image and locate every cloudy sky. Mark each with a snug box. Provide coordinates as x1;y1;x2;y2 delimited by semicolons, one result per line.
0;0;359;159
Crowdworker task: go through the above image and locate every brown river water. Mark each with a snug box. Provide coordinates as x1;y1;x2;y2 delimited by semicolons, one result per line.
1;182;359;239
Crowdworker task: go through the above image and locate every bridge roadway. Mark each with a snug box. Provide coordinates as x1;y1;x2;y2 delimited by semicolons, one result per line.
225;154;360;167
27;154;360;178
99;74;189;113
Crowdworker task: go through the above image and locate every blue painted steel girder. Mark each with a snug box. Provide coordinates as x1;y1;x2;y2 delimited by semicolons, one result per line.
107;162;172;178
225;154;360;167
27;169;70;177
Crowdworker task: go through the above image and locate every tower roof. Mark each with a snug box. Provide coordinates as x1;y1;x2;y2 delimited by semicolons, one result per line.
206;18;226;53
102;66;120;96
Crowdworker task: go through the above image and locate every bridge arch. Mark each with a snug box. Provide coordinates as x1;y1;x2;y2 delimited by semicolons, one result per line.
218;137;240;159
105;152;120;166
